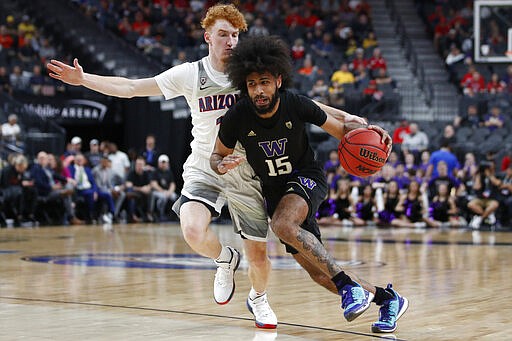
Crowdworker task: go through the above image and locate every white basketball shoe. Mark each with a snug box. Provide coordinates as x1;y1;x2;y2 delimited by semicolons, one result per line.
213;246;240;304
247;293;278;329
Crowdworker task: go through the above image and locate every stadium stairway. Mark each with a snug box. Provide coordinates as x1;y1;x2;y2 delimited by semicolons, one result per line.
368;0;459;121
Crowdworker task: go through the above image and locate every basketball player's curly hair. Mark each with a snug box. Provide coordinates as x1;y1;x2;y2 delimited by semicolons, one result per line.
201;3;247;31
226;35;293;96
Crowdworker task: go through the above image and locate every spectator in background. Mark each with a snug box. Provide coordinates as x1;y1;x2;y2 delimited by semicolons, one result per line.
483;105;504;132
311;32;334;58
92;155;125;221
171;50;188;67
298;55;323;80
9;65;30;93
498;165;512;226
248;17;269;36
437;124;457;148
31;151;83;225
1;154;38;225
0;25;15;49
330;62;355;86
368;47;387;76
460;66;485;94
402;123;429;159
428;160;460;200
392;119;411;148
85;139;102;168
38;37;57;62
374;67;396;88
291;38;306;63
18;15;36;40
125;156;153;223
63;136;82;158
350;48;368;72
0;66;12;95
468;161;501;229
429;183;463;227
501;64;512;93
362;31;378;50
150;154;177;221
29;65;45;95
141;134;159;169
486;73;505;94
361;79;384;118
68;153;115;223
454;104;481;129
1;114;22;145
131;11;150;35
108;142;130;180
353;63;370;90
307;78;329;103
426;142;460;179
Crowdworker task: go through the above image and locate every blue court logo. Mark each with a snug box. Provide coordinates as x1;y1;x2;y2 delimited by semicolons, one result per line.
22;253;383;269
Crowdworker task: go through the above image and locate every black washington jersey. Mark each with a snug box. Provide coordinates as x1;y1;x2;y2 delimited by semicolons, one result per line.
219;90;327;197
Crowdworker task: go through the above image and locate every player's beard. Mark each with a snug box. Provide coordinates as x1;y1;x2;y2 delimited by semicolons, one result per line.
251;89;279;116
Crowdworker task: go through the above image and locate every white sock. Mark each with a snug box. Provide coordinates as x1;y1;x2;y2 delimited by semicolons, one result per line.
249;287;265;300
215;245;231;262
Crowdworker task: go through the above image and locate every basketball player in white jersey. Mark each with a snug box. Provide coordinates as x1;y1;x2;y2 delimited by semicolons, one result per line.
47;3;381;329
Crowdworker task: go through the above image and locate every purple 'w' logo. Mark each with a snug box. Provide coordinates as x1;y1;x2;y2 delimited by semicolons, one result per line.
258;138;288;157
299;176;316;189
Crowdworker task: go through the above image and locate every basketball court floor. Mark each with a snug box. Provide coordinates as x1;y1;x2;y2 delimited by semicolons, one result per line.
1;222;511;340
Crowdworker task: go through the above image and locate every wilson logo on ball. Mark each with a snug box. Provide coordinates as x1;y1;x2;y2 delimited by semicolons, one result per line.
359;147;386;164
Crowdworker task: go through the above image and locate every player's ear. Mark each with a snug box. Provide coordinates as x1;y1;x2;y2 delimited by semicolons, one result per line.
276;75;282;89
204;31;211;44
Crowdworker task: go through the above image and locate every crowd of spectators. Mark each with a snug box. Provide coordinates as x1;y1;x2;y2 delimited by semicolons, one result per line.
74;0;399;117
0;13;64;97
0;134;178;227
317;118;512;230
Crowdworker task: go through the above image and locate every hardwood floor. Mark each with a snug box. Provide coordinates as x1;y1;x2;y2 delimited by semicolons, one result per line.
1;223;511;340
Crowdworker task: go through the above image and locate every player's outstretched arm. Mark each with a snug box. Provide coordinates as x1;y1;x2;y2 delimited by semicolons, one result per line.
313;100;366;128
210;137;245;175
313;100;392;153
47;58;162;98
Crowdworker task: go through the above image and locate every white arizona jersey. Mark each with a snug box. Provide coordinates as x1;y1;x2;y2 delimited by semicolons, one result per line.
154;56;239;159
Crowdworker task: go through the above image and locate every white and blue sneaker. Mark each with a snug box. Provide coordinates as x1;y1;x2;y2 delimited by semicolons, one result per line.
341;282;374;322
371;284;409;333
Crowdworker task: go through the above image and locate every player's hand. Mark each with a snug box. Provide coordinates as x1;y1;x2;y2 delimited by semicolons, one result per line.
368;124;392;157
343;113;367;126
47;58;84;86
218;154;246;174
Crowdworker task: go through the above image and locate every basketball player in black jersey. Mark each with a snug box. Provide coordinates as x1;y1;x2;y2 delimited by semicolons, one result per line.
210;36;408;333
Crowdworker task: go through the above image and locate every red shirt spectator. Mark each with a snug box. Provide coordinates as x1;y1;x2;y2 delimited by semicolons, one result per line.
285;8;303;27
132;12;150;36
291;38;305;61
302;9;319;28
0;26;14;49
368;48;387;71
393;120;411;144
460;68;485;93
486;73;506;94
351;49;368;71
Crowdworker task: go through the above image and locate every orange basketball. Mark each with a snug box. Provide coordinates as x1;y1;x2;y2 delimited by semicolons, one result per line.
338;128;389;177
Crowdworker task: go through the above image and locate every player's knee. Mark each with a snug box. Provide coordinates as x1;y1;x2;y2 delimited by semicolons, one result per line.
270;219;296;242
248;256;270;271
181;223;205;246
